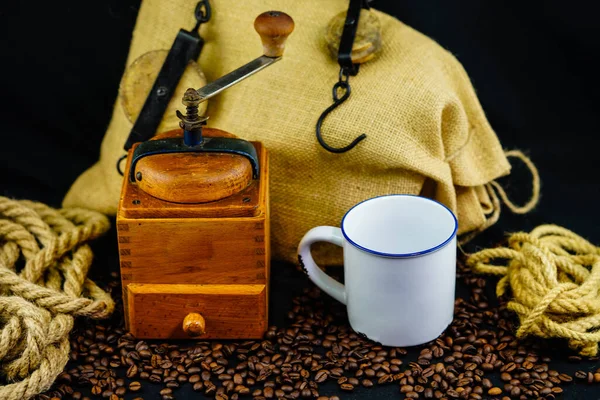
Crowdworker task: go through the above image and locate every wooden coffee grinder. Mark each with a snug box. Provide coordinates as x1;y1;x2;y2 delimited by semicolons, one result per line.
116;11;294;339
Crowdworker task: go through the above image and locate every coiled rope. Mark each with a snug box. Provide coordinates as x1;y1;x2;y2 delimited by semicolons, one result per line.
0;196;114;399
467;224;600;356
459;149;541;245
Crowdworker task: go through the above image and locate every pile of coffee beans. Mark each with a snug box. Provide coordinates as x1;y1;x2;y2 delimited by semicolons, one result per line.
30;259;600;400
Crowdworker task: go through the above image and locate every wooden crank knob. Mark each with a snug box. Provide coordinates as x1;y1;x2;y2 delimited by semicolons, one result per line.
254;11;295;57
183;312;206;337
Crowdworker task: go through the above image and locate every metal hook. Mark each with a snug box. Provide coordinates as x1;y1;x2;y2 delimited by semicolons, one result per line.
315;71;367;153
192;0;212;33
116;154;127;176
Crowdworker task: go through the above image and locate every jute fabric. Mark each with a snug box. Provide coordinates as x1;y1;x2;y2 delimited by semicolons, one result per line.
0;197;113;399
63;0;538;265
467;225;600;356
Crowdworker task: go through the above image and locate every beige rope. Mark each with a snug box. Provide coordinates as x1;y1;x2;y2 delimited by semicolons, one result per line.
459;149;541;245
467;224;600;356
0;196;113;399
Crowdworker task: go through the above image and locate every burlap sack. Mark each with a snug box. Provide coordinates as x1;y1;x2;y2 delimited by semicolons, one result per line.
63;0;536;265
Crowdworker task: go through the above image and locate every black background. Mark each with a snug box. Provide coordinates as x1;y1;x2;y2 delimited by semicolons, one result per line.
1;1;599;399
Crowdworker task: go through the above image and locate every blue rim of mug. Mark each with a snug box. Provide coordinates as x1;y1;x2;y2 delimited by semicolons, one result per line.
340;194;458;258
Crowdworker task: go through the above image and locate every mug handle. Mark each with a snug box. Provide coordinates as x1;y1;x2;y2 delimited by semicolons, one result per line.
297;226;346;305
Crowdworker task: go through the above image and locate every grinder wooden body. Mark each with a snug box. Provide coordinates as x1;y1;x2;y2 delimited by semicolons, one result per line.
116;10;293;340
117;129;270;339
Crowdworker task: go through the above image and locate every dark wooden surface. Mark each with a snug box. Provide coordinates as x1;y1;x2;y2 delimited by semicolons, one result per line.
80;222;600;399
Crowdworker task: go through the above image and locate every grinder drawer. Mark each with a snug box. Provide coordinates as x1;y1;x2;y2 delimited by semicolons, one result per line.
125;283;267;339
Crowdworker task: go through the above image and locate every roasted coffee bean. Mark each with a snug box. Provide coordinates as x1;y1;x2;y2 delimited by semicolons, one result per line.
464;362;477;371
235;385;249;394
139;349;152;359
400;385;414;393
574;370;586;379
500;372;511;381
480;362;493;372
482;378;492;389
233;373;243;385
510;386;521;397
281;385;293;393
205;381;216;395
488;387;502;395
263;386;274;398
314;369;329;383
362;378;373;388
125;364;138;378
166;381;180;389
340;383;354;391
128;381;141;392
35;260;592;400
423;387;433;398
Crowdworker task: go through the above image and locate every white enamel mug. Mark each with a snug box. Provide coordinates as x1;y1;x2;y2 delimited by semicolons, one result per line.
297;194;458;347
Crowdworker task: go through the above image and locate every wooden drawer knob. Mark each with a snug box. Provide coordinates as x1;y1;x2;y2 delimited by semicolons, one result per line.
183;313;206;337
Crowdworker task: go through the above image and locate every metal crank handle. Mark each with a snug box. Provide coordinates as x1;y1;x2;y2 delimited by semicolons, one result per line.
195;11;294;103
